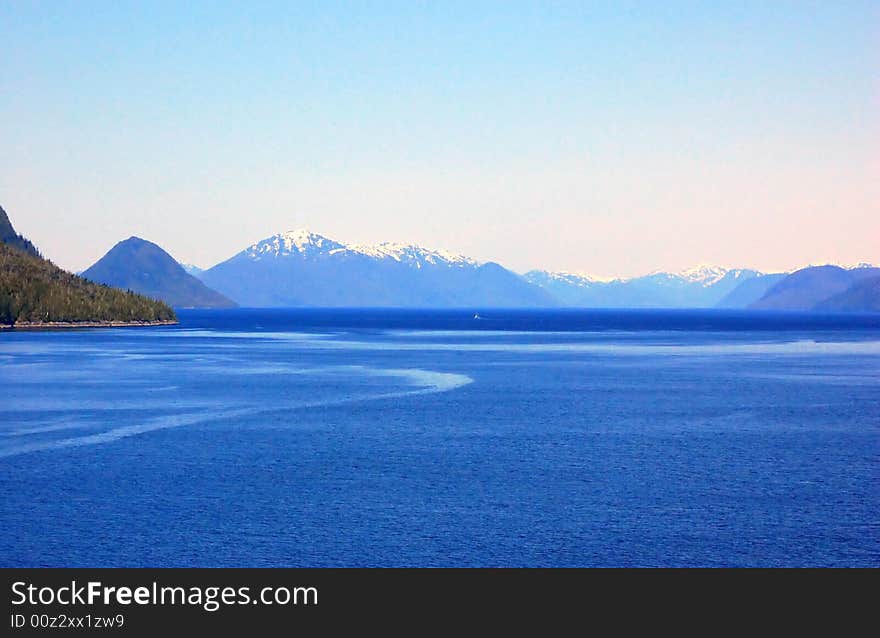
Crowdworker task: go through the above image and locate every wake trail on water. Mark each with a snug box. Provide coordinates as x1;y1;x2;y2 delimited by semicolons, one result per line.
0;367;473;459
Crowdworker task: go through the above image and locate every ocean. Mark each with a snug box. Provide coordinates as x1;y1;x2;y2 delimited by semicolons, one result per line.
1;308;878;567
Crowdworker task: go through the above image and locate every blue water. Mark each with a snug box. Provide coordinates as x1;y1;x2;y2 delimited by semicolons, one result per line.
1;309;878;567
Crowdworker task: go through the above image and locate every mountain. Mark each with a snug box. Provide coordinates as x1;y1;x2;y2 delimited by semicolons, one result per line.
521;271;618;306
530;264;879;310
815;276;880;312
0;210;174;326
716;273;787;308
750;265;880;311
200;229;556;307
181;263;204;277
83;237;237;309
0;205;40;257
524;266;762;308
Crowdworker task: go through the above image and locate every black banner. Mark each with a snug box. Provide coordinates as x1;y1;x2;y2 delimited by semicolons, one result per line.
1;568;875;634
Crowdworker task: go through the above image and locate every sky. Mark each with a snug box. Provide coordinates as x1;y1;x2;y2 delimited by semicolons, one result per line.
1;1;877;277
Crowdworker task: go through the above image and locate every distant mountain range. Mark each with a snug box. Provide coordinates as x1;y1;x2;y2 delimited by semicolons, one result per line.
83;238;236;309
526;264;880;311
129;229;880;311
5;207;877;312
524;266;766;308
190;230;877;311
198;230;555;307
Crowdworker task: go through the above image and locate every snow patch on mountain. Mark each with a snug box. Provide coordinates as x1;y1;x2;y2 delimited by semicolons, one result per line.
347;242;478;268
532;271;620;286
532;265;748;287
675;264;730;286
243;229;479;268
245;229;345;260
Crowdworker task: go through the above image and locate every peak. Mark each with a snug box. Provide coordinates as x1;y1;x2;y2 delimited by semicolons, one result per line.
547;270;618;284
115;236;164;252
102;237;174;261
680;263;726;274
279;228;328;241
84;236;180;280
276;228;340;249
567;271;618;283
666;264;730;286
246;229;345;259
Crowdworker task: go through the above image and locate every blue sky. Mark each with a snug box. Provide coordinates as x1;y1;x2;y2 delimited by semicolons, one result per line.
2;2;877;275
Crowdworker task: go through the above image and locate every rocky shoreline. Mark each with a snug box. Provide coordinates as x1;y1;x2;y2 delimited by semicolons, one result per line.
0;319;179;331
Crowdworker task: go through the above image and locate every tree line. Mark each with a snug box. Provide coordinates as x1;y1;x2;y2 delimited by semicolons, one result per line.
0;243;176;325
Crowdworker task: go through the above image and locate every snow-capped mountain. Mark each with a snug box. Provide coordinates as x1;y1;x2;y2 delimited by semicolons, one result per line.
642;265;759;286
243;229;479;269
244;229;346;260
200;229;554;308
528;271;619;287
525;266;765;308
346;242;478;268
522;271;618;305
675;264;731;286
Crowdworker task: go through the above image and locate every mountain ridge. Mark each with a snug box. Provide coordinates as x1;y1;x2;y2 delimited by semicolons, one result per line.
750;265;880;311
243;229;480;268
198;228;878;310
8;210;877;312
524;266;765;308
201;229;554;308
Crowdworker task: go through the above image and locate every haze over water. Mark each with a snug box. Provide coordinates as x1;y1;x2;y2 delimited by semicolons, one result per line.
1;309;878;567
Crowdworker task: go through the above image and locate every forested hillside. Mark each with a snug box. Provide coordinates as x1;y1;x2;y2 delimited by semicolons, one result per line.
1;242;175;326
